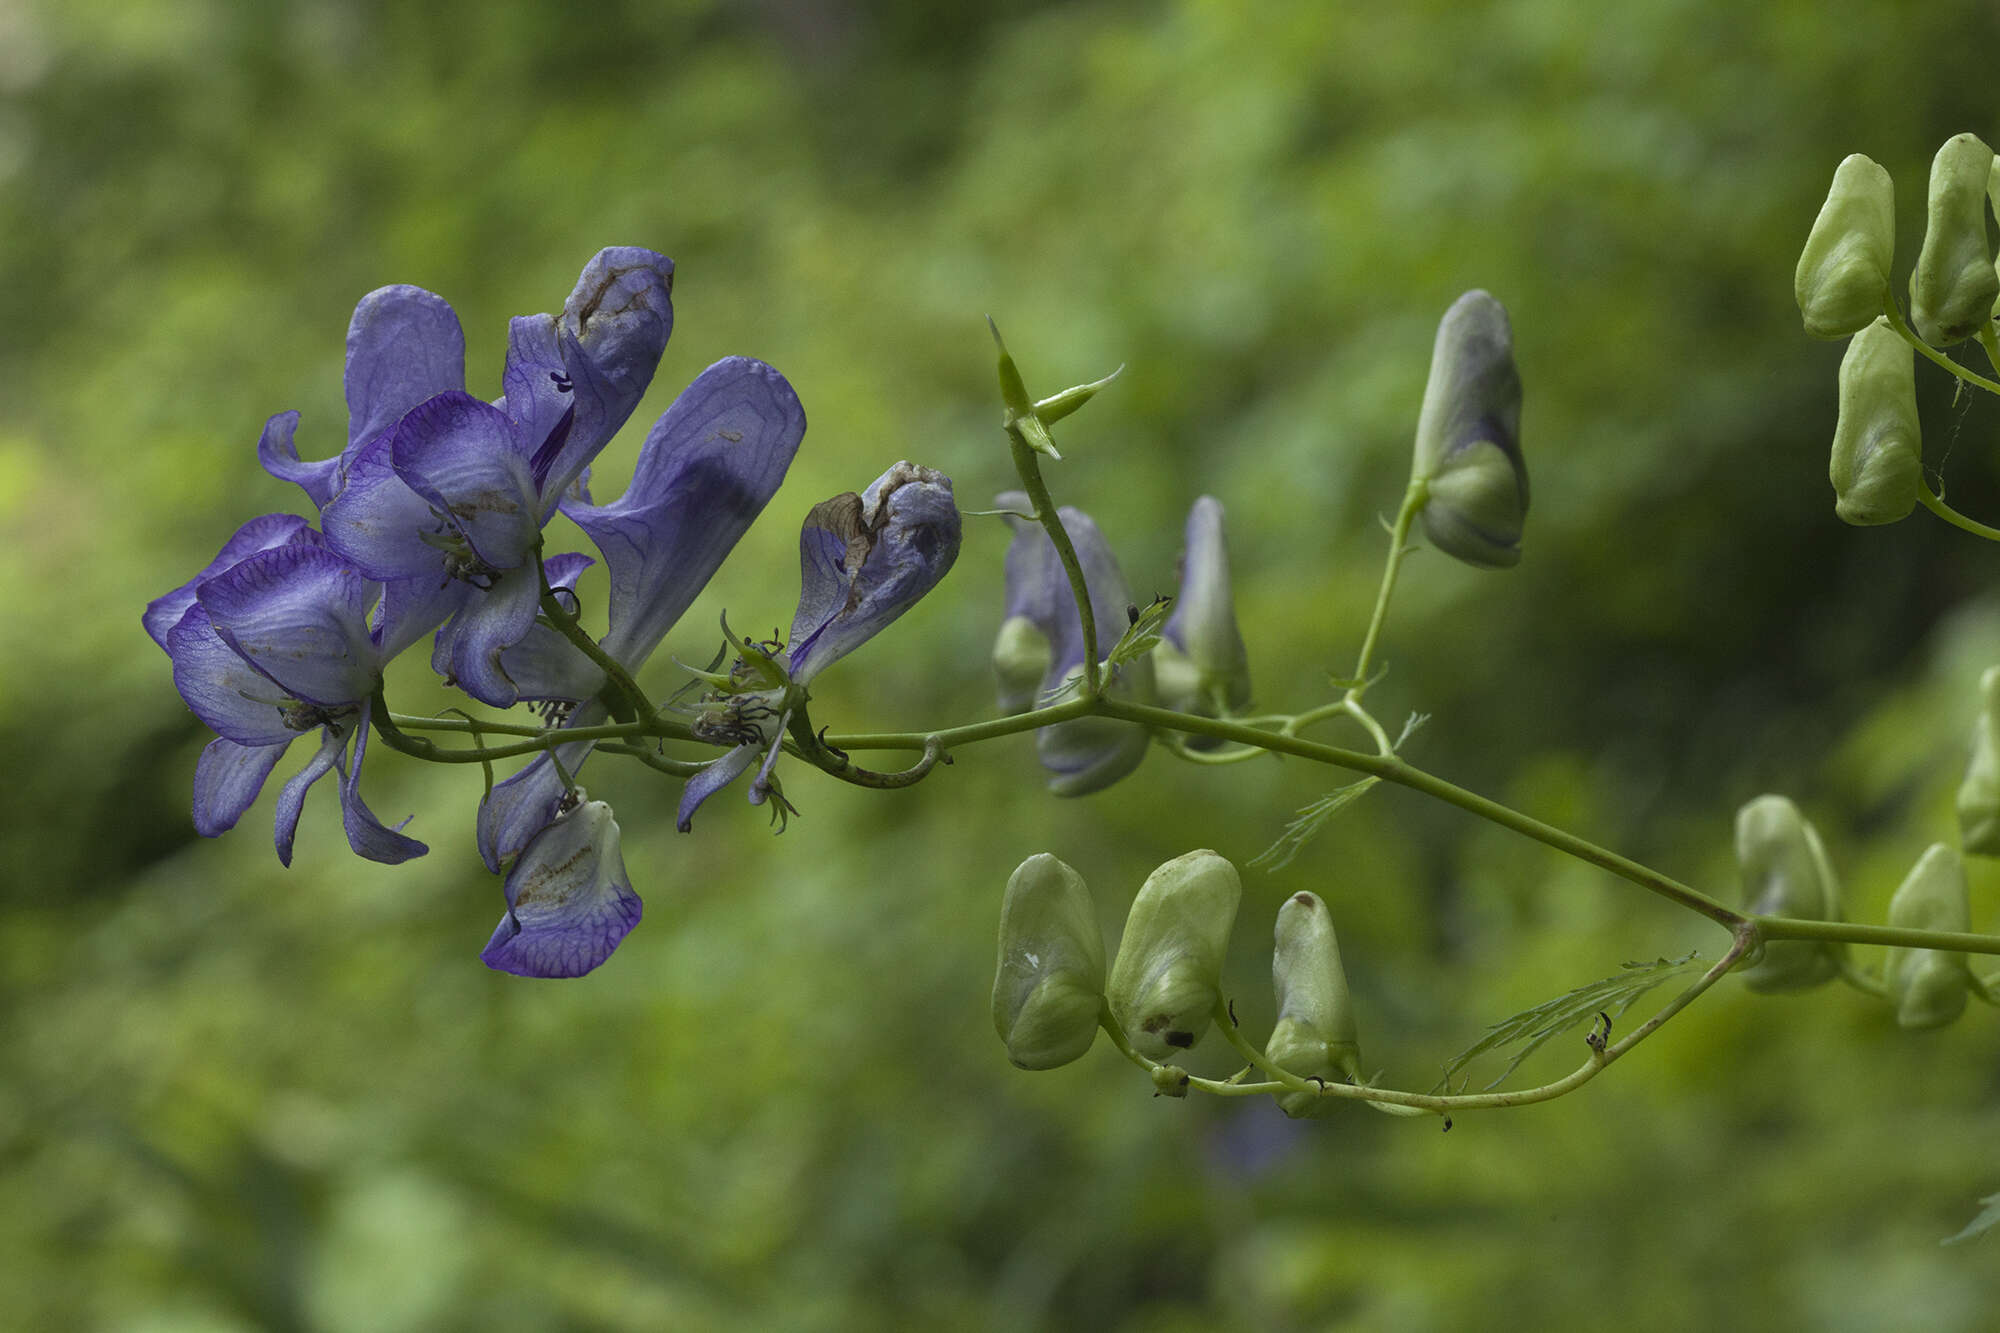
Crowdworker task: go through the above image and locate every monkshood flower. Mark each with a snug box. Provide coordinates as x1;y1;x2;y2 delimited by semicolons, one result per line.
993;492;1156;795
677;461;963;830
147;531;425;866
475;357;808;872
1153;495;1250;723
319;249;675;706
1411;290;1527;569
481;791;641;979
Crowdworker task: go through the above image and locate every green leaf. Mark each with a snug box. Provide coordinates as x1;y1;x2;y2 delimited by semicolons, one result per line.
1249;778;1381;871
1106;595;1172;673
1435;952;1703;1093
1943;1189;2000;1245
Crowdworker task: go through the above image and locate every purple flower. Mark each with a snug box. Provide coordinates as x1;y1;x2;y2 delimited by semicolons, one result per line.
317;250;675;704
992;493;1155;795
151;532;425;866
1154;496;1250;722
675;461;962;831
475;357;808;871
480;794;641;979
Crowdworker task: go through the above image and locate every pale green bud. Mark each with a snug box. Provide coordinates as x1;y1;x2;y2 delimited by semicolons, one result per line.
1107;850;1242;1060
992;854;1107;1069
993;615;1052;715
1957;667;2000;856
1265;891;1361;1119
1736;794;1842;993
1883;844;1975;1030
1412;290;1527;569
1910;133;1997;347
1795;154;1896;339
1829;317;1921;526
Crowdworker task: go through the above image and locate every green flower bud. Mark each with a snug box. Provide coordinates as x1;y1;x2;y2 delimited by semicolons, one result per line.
1265;891;1361;1119
1958;667;2000;856
1107;849;1242;1060
1910;133;1997;347
992;854;1107;1070
1736;794;1843;993
1829;317;1921;526
1795;154;1896;339
1883;843;1975;1030
993;615;1052;715
1412;290;1527;569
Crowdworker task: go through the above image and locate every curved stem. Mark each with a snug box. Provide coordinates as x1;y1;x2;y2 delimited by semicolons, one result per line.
1006;429;1101;697
539;584;655;719
596;741;708;777
820;695;1097;754
1918;484;2000;543
1348;477;1429;696
1882;296;2000;396
369;693;657;764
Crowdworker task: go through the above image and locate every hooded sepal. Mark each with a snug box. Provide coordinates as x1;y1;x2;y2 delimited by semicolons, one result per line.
1830;317;1921;526
1265;891;1361;1119
1795;154;1896;340
1910;134;1998;347
1883;843;1975;1030
1735;794;1843;993
1411;290;1527;569
481;796;641;978
1155;495;1251;721
1106;850;1242;1060
992;854;1107;1070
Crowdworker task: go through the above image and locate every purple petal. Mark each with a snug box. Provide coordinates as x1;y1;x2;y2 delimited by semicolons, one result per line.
1037;713;1151;796
168;606;311;746
338;699;427;863
255;411;347;511
1158;495;1250;714
321;435;457;581
429;562;543;707
477;705;603;871
675;744;761;833
198;545;380;708
372;574;470;663
274;728;343;867
145;513;316;651
499;315;586;500
561;248;674;412
785;462;960;684
389;392;541;571
496;553;606;702
346;285;467;452
192;735;289;836
481;798;642;978
566;358;806;668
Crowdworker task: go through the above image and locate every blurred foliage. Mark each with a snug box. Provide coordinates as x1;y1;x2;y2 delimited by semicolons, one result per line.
5;0;2000;1327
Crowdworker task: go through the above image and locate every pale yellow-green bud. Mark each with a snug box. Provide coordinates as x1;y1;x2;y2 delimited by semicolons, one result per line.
1265;891;1361;1119
1795;154;1896;340
1829;317;1921;526
992;854;1107;1070
1107;850;1242;1060
1735;794;1843;993
1957;667;2000;856
1883;843;1975;1030
992;615;1052;716
1910;133;1997;346
1412;290;1528;569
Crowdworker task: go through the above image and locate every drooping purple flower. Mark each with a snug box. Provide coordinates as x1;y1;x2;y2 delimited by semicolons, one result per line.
673;461;962;831
317;250;674;705
480;794;641;979
158;540;424;866
993;492;1155;795
475;356;808;871
1154;496;1250;721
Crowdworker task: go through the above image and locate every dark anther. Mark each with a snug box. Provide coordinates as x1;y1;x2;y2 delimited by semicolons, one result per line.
1586;1011;1612;1054
1127;603;1140;625
556;787;583;816
550;371;573;393
1442;1116;1453;1133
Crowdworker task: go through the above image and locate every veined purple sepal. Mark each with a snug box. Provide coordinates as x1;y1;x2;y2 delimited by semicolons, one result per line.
191;735;290;838
675;744;764;833
481;797;642;979
428;561;544;708
497;553;608;703
388;391;542;574
1155;496;1250;722
568;357;806;668
785;462;961;685
144;513;317;652
477;704;604;872
196;544;382;709
274;728;344;868
255;412;346;512
345;285;468;453
339;699;427;864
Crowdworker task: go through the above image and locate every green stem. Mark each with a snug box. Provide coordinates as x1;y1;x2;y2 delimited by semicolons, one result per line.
1756;915;2000;959
539;584;655;719
820;695;1097;754
1005;429;1103;697
1882;296;2000;396
1097;696;1747;930
1917;484;2000;543
369;693;657;764
1348;477;1429;696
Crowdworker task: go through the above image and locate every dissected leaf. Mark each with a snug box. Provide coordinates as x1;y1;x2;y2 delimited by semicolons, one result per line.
1435;951;1702;1093
1943;1189;2000;1246
1250;778;1381;871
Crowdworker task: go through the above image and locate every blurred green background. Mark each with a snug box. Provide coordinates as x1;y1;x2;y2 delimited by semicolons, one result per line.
6;0;2000;1327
